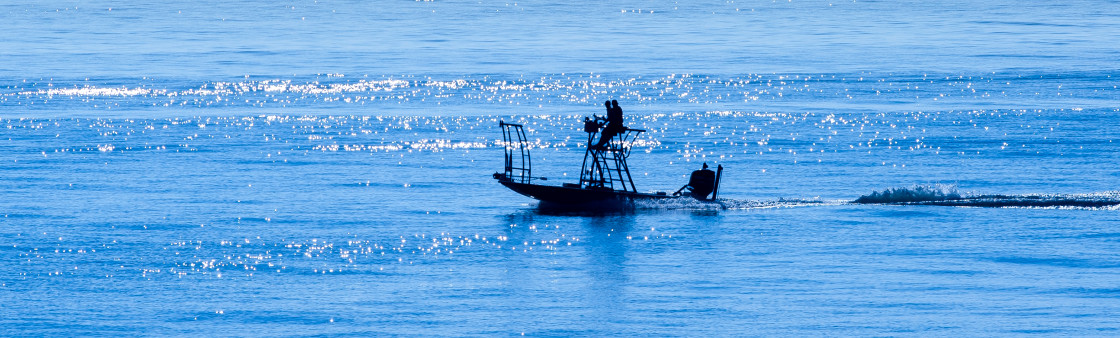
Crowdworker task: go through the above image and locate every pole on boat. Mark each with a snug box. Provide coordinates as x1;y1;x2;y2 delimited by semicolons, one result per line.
579;117;597;188
711;165;723;200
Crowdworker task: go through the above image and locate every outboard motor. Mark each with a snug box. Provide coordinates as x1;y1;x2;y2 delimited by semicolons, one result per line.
674;163;723;200
688;163;716;199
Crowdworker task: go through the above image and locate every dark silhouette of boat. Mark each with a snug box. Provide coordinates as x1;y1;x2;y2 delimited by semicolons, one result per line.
493;117;723;210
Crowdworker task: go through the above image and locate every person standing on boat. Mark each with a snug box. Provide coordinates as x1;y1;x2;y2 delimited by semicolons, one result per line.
592;100;625;150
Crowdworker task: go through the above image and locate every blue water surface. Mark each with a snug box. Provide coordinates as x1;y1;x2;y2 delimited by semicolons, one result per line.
2;0;1120;335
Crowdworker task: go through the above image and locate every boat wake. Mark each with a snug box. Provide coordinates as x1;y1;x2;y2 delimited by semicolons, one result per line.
854;185;1120;209
633;197;838;211
537;185;1120;214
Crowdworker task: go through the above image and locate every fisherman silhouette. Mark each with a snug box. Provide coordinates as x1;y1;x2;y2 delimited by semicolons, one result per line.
686;163;716;199
592;100;624;150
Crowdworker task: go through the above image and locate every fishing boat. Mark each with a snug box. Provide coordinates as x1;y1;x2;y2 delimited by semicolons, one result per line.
492;116;723;210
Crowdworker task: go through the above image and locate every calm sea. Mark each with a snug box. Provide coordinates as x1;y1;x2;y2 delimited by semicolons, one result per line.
3;0;1120;335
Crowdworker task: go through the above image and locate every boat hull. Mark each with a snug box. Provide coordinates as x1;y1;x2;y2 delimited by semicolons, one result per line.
498;180;673;210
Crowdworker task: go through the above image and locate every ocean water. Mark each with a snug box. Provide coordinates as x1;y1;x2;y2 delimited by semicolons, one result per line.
3;0;1120;335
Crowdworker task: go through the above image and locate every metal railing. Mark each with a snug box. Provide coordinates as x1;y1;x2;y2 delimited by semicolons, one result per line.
580;127;645;192
498;121;531;184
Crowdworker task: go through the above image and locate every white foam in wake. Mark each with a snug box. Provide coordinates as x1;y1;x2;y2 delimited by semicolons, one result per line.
633;197;835;210
855;185;1120;209
854;184;962;204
